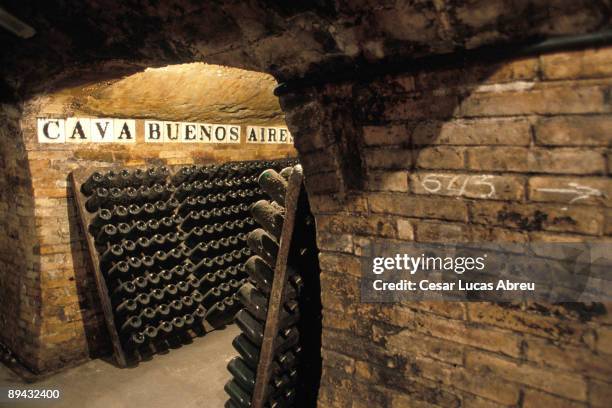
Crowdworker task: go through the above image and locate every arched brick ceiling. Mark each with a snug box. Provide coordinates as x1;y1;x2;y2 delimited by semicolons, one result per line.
0;0;610;97
39;63;284;125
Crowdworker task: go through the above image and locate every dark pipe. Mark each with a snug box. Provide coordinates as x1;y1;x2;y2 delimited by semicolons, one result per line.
274;29;612;96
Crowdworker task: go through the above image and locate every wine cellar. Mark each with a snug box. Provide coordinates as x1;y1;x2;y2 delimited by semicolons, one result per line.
1;2;612;408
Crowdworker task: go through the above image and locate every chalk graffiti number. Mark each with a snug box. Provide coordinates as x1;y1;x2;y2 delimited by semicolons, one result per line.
421;174;496;198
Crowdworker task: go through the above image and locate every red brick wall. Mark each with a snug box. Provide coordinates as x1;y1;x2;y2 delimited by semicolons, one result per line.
284;46;612;407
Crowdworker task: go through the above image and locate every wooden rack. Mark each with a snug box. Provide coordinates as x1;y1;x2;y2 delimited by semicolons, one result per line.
70;166;217;368
251;165;304;408
70;168;129;367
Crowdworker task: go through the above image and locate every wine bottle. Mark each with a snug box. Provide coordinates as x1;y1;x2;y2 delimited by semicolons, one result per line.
95;224;118;246
127;332;146;349
244;256;273;293
183;313;195;329
133;168;147;187
236;282;268;321
138;307;157;324
158;217;174;234
169;299;183;317
198;273;218;293
124;186;138;204
81;171;105;196
99;244;124;271
142;325;159;341
178;196;198;216
247;229;278;267
258;169;288;205
136;236;151;254
227;357;256;392
111;281;137;303
192;304;207;321
232;334;260;369
128;221;148;240
166;197;180;213
171;316;185;331
116;222;132;240
133;276;149;290
184;227;204;248
107;261;130;279
127;203;142;220
157;320;174;337
89;208;112;235
126;256;143;275
134;293;151;308
108;187;125;207
156;304;171;322
224;380;251;408
250;200;284;239
163;284;178;298
202;287;224;308
204;301;231;328
116;299;138;317
149;288;165;304
235;309;264;345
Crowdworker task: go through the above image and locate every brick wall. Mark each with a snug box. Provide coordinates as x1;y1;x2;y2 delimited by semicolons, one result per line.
283;46;612;407
0;103;41;370
1;71;295;373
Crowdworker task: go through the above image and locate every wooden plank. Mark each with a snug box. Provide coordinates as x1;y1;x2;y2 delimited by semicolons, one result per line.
70;169;128;368
251;165;304;408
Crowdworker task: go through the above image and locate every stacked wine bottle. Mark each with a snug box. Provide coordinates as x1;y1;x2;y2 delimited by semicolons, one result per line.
224;166;322;408
79;158;298;359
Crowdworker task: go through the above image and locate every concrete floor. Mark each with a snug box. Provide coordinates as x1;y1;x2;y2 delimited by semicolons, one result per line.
0;325;239;408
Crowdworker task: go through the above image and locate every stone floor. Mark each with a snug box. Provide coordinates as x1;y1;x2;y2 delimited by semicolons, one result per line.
0;325;239;408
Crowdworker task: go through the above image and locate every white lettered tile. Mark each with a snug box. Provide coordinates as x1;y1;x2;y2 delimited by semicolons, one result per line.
114;119;136;143
91;118;114;143
196;123;214;143
182;122;198;143
228;125;241;143
163;122;182;143
144;120;164;143
278;127;290;144
37;118;65;143
211;124;229;143
246;126;263;144
65;117;91;143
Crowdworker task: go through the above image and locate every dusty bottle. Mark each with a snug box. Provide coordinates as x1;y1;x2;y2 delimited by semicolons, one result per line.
95;223;118;246
116;299;138;317
258;169;288;205
107;261;130;279
100;244;124;271
81;171;105;196
89;208;112;235
250;200;284;239
247;229;278;267
111;281;137;303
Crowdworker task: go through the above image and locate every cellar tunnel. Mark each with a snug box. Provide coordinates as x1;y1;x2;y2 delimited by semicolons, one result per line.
1;1;612;408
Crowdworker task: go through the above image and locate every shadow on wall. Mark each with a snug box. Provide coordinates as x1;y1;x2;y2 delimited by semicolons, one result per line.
0;103;41;373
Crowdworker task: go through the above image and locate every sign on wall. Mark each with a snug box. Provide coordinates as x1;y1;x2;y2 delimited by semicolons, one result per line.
37;118;293;145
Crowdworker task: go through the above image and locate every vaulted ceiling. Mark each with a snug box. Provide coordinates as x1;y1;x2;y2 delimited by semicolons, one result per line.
1;0;610;98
